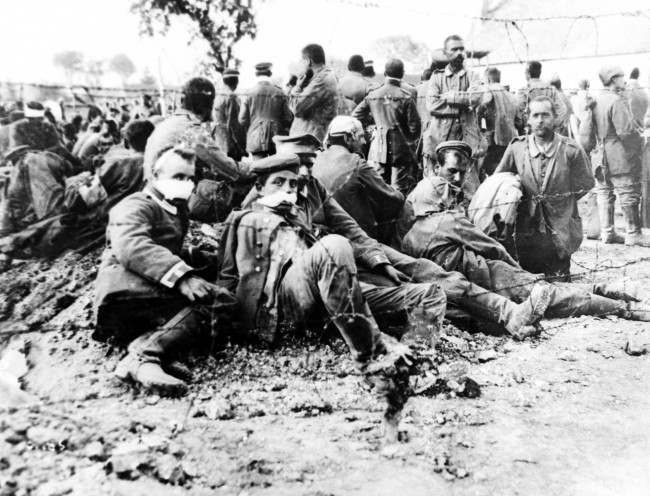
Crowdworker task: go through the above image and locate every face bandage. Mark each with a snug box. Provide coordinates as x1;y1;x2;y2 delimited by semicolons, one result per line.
154;178;195;201
258;191;297;209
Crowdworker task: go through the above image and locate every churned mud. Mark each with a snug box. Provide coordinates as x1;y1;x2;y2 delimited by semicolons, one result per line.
0;235;648;496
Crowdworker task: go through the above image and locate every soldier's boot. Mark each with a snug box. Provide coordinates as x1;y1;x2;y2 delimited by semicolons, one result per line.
115;307;201;395
598;198;624;244
115;355;188;395
500;283;552;340
456;282;551;340
623;302;650;321
163;361;194;383
591;281;642;303
622;205;650;247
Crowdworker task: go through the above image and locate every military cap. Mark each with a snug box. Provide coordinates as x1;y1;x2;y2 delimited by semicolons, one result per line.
24;101;45;118
250;153;301;175
255;62;272;72
598;65;624;85
272;134;322;156
223;69;240;79
435;140;472;162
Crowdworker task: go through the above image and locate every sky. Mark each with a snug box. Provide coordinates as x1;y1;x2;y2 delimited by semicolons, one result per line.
0;0;478;87
0;0;647;91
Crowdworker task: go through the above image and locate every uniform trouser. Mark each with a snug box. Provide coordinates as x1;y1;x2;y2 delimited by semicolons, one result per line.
362;244;531;332
595;172;642;234
95;297;209;364
434;250;627;319
514;232;571;281
278;235;446;366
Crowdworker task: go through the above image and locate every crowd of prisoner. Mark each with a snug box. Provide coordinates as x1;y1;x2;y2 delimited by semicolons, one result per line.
0;34;649;438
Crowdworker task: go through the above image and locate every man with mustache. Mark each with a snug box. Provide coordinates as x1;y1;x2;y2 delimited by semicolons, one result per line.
494;96;594;281
422;34;482;178
403;140;650;323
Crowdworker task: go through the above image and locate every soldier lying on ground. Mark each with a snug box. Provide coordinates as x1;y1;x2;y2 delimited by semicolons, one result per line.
281;132;552;339
94;146;237;394
0;120;154;261
402;140;650;322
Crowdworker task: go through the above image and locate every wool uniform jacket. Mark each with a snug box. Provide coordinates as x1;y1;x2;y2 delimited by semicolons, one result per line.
94;188;211;310
290;66;340;142
352;79;420;165
239;80;293;155
494;134;594;258
311;145;404;240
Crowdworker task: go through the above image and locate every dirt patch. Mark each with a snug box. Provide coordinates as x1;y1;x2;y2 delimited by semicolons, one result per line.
0;238;649;495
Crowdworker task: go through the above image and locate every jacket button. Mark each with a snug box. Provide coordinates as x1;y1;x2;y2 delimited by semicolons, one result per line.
255;266;261;272
255;254;263;260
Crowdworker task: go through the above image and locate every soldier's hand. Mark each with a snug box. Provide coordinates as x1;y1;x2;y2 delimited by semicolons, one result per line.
378;264;410;286
178;275;218;303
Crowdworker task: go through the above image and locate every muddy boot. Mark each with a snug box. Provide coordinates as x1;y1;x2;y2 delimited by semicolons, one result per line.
118;307;203;395
623;302;650;321
592;282;641;302
163;360;194;382
622;205;650;247
115;353;188;394
453;282;551;340
598;198;624;244
500;283;552;340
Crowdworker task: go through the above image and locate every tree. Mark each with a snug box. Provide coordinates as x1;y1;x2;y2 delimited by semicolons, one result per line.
109;53;136;85
131;0;257;73
139;69;158;88
53;51;84;85
84;59;105;87
371;36;431;73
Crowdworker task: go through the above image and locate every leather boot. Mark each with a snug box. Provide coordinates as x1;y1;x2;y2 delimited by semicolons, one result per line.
116;306;202;394
592;282;641;302
499;283;552;340
163;360;194;382
623;302;650;321
598;197;624;244
454;282;551;340
622;205;650;246
114;353;188;394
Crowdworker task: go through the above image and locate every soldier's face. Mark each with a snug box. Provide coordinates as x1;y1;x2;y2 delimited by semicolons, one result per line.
261;171;299;197
611;75;626;91
528;101;555;137
444;39;465;64
155;154;195;183
435;151;467;188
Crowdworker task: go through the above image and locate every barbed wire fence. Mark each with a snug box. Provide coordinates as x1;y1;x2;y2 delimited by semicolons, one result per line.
0;6;649;443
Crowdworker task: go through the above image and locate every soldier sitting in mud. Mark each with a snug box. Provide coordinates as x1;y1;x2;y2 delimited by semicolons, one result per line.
402;140;650;323
218;153;436;440
94;146;237;395
277;133;553;340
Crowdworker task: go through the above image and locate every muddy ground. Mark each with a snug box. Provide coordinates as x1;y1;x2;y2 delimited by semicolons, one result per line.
0;235;649;496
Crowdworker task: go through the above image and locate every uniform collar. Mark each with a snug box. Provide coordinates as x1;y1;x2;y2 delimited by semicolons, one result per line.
146;185;178;215
528;133;559;158
444;64;466;77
